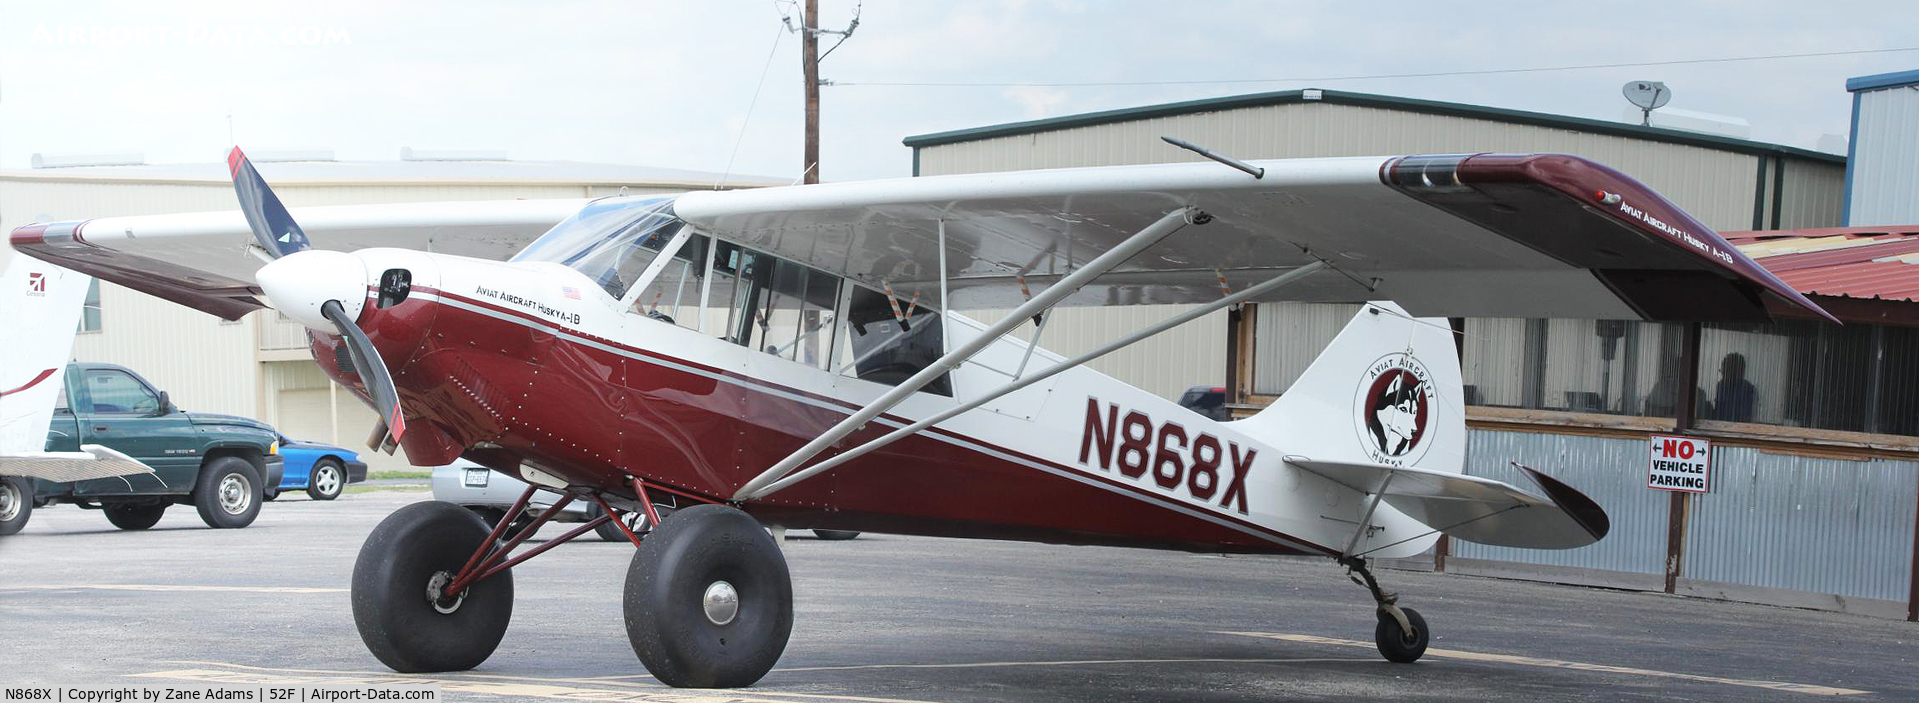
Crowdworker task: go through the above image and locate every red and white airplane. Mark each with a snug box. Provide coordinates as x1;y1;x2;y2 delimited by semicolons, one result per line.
11;145;1830;687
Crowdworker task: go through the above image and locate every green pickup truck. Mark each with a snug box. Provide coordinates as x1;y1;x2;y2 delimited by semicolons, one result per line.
28;362;283;530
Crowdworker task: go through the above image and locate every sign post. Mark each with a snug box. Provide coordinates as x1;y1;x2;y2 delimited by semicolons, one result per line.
1648;435;1711;493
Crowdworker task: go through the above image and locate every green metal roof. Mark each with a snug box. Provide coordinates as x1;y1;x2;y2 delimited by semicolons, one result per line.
902;88;1845;165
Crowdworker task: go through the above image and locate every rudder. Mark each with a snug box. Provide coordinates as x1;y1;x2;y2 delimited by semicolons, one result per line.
1231;302;1465;476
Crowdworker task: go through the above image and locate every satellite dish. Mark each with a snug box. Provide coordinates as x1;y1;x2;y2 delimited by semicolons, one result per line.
1623;81;1671;126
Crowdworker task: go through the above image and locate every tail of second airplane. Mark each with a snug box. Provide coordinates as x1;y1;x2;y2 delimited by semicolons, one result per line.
1233;302;1608;552
0;254;151;482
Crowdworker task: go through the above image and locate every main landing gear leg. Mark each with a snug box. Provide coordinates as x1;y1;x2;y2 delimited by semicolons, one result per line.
1340;556;1429;663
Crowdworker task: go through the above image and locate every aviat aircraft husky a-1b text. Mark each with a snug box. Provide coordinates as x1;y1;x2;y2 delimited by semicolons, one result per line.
12;145;1832;687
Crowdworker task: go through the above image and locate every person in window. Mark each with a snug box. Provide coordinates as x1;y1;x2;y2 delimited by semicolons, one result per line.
1712;352;1757;422
1643;367;1707;419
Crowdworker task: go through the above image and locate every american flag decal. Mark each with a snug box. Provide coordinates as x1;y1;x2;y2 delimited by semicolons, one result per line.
27;272;46;296
561;285;580;300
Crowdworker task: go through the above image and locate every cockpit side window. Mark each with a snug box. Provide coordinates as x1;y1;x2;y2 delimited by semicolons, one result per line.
512;197;684;300
627;233;709;329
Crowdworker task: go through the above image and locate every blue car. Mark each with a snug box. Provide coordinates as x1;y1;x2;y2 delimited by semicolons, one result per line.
270;434;367;501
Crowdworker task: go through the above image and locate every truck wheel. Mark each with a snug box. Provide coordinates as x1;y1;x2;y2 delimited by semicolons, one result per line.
307;459;346;501
0;476;32;536
104;503;167;530
194;457;263;529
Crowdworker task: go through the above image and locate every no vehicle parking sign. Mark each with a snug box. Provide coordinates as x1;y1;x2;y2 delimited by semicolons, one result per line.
1648;435;1711;493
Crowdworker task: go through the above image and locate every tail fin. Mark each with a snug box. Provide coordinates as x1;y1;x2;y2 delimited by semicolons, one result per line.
1232;301;1465;476
0;255;91;456
1236;303;1611;553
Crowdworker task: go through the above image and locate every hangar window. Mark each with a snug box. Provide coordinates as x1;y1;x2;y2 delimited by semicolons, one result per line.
79;279;102;333
1459;318;1687;418
1696;320;1919;436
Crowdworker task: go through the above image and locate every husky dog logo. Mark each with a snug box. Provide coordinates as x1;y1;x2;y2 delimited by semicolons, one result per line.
1354;353;1434;465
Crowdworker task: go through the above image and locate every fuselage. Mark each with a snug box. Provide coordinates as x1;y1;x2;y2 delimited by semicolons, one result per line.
313;238;1438;559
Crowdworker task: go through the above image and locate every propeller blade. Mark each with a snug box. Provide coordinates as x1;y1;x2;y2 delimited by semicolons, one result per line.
228;146;312;259
320;299;407;452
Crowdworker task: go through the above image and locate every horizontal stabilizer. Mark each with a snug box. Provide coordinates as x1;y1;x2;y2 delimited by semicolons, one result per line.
0;444;155;483
1288;458;1608;550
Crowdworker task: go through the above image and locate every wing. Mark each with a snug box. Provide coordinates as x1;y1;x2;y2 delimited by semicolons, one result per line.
1;445;154;483
10;198;587;320
674;153;1832;322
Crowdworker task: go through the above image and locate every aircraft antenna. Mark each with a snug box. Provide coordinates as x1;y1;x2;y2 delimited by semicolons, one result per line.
1161;136;1264;179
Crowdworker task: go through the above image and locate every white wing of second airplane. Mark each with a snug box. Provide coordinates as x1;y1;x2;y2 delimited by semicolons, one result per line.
0;256;156;481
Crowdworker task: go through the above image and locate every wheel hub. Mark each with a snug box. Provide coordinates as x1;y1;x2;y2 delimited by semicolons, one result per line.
218;474;251;514
702;580;740;626
426;570;466;614
316;467;339;493
0;482;18;522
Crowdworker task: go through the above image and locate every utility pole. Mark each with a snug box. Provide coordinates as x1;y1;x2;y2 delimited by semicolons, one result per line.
786;0;855;185
801;0;820;185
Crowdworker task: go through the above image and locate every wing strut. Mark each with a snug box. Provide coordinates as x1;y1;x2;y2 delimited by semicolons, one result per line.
732;207;1202;501
735;258;1329;501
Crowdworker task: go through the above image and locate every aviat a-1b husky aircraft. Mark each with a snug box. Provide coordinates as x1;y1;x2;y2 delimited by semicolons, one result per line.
12;145;1831;687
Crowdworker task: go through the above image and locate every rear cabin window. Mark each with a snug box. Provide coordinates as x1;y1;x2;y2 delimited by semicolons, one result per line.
836;286;951;397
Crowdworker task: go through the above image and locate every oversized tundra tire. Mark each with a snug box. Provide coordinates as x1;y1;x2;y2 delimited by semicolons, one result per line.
104;503;167;530
193;457;263;529
624;504;792;688
352;501;513;672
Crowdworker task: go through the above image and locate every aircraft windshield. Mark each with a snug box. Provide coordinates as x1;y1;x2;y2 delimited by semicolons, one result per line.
513;196;685;299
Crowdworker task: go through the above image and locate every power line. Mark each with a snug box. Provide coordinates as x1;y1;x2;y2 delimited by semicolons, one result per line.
834;46;1919;88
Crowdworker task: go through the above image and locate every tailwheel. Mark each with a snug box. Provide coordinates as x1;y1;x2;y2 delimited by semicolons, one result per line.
1341;556;1429;663
624;504;792;688
352;501;514;672
1375;605;1428;663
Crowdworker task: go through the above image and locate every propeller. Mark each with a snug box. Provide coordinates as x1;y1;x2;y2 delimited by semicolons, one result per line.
230;147;408;452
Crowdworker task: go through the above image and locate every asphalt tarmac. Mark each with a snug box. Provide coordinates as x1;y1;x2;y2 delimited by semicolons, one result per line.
2;490;1913;702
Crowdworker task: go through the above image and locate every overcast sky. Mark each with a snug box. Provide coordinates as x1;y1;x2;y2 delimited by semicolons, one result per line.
2;1;1915;183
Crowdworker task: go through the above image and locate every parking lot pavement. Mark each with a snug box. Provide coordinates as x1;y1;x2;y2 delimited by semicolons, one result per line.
3;489;1914;702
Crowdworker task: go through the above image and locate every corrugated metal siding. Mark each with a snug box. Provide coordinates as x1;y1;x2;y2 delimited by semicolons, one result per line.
961;306;1224;401
1451;430;1668;576
1252;302;1360;394
1777;159;1846;230
1682;447;1918;601
1849;85;1919;226
916;101;1800;231
68;291;263;418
